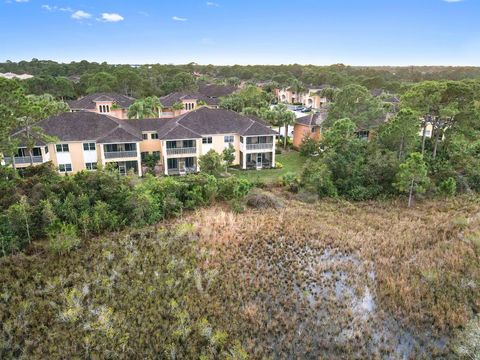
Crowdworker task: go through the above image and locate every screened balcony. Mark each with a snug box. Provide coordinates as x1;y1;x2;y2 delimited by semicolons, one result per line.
103;143;138;159
166;140;197;156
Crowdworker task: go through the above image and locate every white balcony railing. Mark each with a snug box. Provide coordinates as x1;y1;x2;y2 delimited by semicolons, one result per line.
104;151;138;159
4;156;43;164
166;147;197;156
246;143;273;151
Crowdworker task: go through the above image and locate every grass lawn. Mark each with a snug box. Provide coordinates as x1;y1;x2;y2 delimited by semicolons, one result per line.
231;150;306;184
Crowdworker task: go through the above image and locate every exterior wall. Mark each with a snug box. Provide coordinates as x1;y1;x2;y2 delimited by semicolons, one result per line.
293;123;321;149
200;134;240;165
69;142;87;173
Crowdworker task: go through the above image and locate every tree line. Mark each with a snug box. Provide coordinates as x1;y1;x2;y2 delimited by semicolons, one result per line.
4;59;480;100
292;80;480;205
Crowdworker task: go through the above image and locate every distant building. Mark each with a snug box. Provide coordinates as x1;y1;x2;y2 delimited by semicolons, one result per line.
0;72;34;80
292;110;328;149
276;85;330;109
67;93;135;120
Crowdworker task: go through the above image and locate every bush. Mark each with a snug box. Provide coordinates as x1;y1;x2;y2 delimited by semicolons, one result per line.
282;172;300;193
199;150;224;177
48;223;80;255
299;136;320;157
301;160;337;198
218;177;252;200
438;177;457;197
275;161;283;169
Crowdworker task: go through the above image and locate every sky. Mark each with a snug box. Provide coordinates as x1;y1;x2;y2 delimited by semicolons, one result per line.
1;0;479;66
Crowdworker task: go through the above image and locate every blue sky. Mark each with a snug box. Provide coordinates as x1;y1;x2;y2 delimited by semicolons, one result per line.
1;0;479;65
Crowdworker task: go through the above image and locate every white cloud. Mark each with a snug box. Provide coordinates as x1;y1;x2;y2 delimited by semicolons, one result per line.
42;4;72;12
172;16;187;21
71;10;92;20
15;0;29;3
443;0;463;2
101;13;124;22
206;1;219;7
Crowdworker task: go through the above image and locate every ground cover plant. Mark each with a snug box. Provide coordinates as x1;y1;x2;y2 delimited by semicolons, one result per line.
1;193;478;358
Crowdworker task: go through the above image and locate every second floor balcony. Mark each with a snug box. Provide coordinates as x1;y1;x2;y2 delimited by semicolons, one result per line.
246;142;273;151
103;143;138;159
104;151;138;159
166;140;197;156
166;147;197;156
4;155;43;164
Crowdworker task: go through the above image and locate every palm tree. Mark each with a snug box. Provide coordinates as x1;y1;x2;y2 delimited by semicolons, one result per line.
128;100;156;119
272;104;296;149
144;96;163;117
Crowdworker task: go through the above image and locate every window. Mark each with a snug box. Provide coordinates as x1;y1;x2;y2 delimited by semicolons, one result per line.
183;140;194;148
312;127;317;133
224;135;234;143
142;133;148;140
166;141;177;149
44;146;49;154
202;137;212;144
59;163;72;173
151;133;159;140
83;142;95;151
56;144;69;152
141;152;148;161
153;151;161;157
85;162;97;171
104;143;137;152
99;104;110;113
167;158;178;169
240;136;244;144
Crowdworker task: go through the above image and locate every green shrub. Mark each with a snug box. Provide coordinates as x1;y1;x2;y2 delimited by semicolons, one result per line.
282;172;299;193
48;223;80;255
218;177;252;200
301;160;337;198
438;177;457;197
275;161;283;169
299;136;320;157
199;150;224;177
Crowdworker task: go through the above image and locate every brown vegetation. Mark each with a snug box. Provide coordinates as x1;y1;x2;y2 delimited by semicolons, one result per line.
1;194;478;358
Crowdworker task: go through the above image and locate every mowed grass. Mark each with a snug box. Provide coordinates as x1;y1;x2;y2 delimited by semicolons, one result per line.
231;150;306;184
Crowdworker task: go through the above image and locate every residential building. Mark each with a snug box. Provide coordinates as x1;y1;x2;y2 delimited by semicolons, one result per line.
2;107;277;176
292;110;328;149
276;86;330;109
2;111;143;175
67;93;136;119
158;91;219;117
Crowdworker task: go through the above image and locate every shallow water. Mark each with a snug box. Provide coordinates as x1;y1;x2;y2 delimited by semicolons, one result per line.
250;245;448;358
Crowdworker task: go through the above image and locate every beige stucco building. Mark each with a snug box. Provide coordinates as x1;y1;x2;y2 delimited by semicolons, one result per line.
2;107;277;176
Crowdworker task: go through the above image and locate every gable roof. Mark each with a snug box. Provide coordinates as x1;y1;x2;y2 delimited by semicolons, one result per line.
13;111;141;144
67;93;135;110
160;91;218;107
296;109;328;127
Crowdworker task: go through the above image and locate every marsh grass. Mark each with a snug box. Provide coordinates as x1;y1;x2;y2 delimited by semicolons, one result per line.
0;195;478;358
